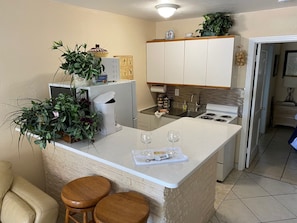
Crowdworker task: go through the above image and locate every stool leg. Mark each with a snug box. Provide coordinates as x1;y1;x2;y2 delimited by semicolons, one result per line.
65;208;70;223
83;211;88;223
91;212;95;223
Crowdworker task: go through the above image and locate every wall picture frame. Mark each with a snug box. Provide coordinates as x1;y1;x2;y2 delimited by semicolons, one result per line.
283;50;297;77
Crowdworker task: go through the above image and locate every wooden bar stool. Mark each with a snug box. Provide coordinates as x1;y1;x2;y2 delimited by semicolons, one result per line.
94;191;150;223
61;176;111;223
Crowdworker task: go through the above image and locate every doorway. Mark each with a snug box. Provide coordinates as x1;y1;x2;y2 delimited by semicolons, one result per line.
248;125;297;185
238;35;297;170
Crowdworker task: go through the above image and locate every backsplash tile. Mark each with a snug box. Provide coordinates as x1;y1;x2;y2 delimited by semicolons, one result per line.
165;86;244;117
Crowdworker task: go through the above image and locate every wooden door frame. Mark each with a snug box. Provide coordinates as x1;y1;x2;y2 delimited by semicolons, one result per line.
238;35;297;170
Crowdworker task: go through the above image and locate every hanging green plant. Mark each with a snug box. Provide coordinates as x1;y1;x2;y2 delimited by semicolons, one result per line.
10;92;102;149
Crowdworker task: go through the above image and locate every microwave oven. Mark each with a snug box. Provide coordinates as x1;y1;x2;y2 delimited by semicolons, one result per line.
100;58;120;82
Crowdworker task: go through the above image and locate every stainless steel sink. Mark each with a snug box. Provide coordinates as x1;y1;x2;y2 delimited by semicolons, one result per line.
167;108;185;117
178;110;202;118
141;106;204;118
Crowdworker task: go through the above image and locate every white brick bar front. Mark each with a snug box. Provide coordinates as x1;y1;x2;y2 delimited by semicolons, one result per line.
41;118;241;222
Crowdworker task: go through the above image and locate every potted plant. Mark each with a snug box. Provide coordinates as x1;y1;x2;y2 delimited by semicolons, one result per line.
52;41;105;87
11;92;102;149
196;12;233;37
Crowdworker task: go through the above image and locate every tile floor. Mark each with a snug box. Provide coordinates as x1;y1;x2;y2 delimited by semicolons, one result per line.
209;126;297;223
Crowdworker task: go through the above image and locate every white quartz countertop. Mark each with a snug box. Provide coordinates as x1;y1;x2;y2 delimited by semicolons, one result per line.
53;117;241;188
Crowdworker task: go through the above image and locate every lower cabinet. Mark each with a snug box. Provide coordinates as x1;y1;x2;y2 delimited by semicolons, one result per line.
217;136;236;182
137;112;176;131
137;113;151;131
273;102;297;128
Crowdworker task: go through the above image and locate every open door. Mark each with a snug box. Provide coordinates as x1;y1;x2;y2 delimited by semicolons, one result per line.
245;44;269;168
260;45;274;134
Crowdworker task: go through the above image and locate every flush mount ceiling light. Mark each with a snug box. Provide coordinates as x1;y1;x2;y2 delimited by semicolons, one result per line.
155;3;180;19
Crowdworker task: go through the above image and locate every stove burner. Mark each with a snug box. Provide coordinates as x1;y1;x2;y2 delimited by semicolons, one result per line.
220;115;232;119
215;118;227;122
200;115;214;120
205;113;216;116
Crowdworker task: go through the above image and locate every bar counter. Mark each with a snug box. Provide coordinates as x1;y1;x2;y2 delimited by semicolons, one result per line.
42;117;241;222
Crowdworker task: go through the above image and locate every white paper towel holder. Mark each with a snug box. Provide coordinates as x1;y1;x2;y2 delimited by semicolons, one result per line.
150;84;167;93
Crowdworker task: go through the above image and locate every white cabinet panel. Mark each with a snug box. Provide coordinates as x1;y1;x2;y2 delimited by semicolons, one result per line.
184;39;208;85
147;42;164;83
206;38;235;87
164;41;184;84
146;36;237;87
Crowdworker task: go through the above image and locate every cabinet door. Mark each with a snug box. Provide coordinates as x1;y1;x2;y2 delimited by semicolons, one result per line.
164;41;184;84
206;38;235;87
184;39;208;85
137;112;151;131
147;42;165;83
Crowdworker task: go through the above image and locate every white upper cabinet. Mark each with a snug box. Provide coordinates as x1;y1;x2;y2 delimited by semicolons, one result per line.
146;42;164;83
183;39;208;85
206;38;235;87
146;36;238;88
164;41;184;84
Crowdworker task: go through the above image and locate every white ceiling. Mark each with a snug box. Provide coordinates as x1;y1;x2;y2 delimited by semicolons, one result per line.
55;0;297;22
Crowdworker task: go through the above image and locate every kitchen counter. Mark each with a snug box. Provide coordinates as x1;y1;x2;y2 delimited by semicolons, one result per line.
46;118;240;188
42;118;241;222
140;105;205;118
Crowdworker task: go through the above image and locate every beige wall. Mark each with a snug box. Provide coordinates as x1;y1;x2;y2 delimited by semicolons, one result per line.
0;0;155;188
2;1;297;189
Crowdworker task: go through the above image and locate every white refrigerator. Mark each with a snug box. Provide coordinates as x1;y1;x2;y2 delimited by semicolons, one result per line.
49;80;137;128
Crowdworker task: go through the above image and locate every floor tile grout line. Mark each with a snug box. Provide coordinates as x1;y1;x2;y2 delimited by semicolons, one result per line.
211;126;297;223
249;128;277;173
280;148;292;181
237;196;262;222
233;171;296;221
212;171;244;222
236;188;297;222
272;194;297;218
247;172;297;196
252;127;297;186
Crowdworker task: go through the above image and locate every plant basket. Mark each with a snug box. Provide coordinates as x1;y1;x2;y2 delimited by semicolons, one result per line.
73;74;92;87
59;132;80;144
201;31;216;37
88;44;109;58
91;51;108;58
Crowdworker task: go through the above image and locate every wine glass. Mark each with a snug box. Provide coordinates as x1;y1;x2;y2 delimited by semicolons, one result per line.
140;131;152;150
167;130;180;149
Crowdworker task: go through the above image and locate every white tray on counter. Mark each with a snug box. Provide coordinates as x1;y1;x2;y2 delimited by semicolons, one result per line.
132;147;188;166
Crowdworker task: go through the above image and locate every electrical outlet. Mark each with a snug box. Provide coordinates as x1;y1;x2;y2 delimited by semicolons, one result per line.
175;88;179;96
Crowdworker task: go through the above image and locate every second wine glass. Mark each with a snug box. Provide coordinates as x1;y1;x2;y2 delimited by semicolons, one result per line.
167;130;180;148
140;131;152;150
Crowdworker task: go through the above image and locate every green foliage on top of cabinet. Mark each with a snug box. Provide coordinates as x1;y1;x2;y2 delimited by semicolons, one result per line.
197;12;233;37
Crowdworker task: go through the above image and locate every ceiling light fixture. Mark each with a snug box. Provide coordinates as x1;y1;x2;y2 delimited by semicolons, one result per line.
155;3;180;19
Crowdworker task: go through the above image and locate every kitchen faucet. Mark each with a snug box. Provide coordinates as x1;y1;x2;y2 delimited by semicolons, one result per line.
190;93;200;112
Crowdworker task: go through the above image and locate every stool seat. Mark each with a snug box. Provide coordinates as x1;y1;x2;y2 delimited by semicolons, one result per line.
94;191;149;223
61;176;111;223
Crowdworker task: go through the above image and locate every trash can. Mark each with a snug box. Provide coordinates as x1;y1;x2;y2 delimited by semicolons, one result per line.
93;91;117;136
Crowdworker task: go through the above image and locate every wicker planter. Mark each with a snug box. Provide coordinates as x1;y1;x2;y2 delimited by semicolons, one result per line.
59;132;80;144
